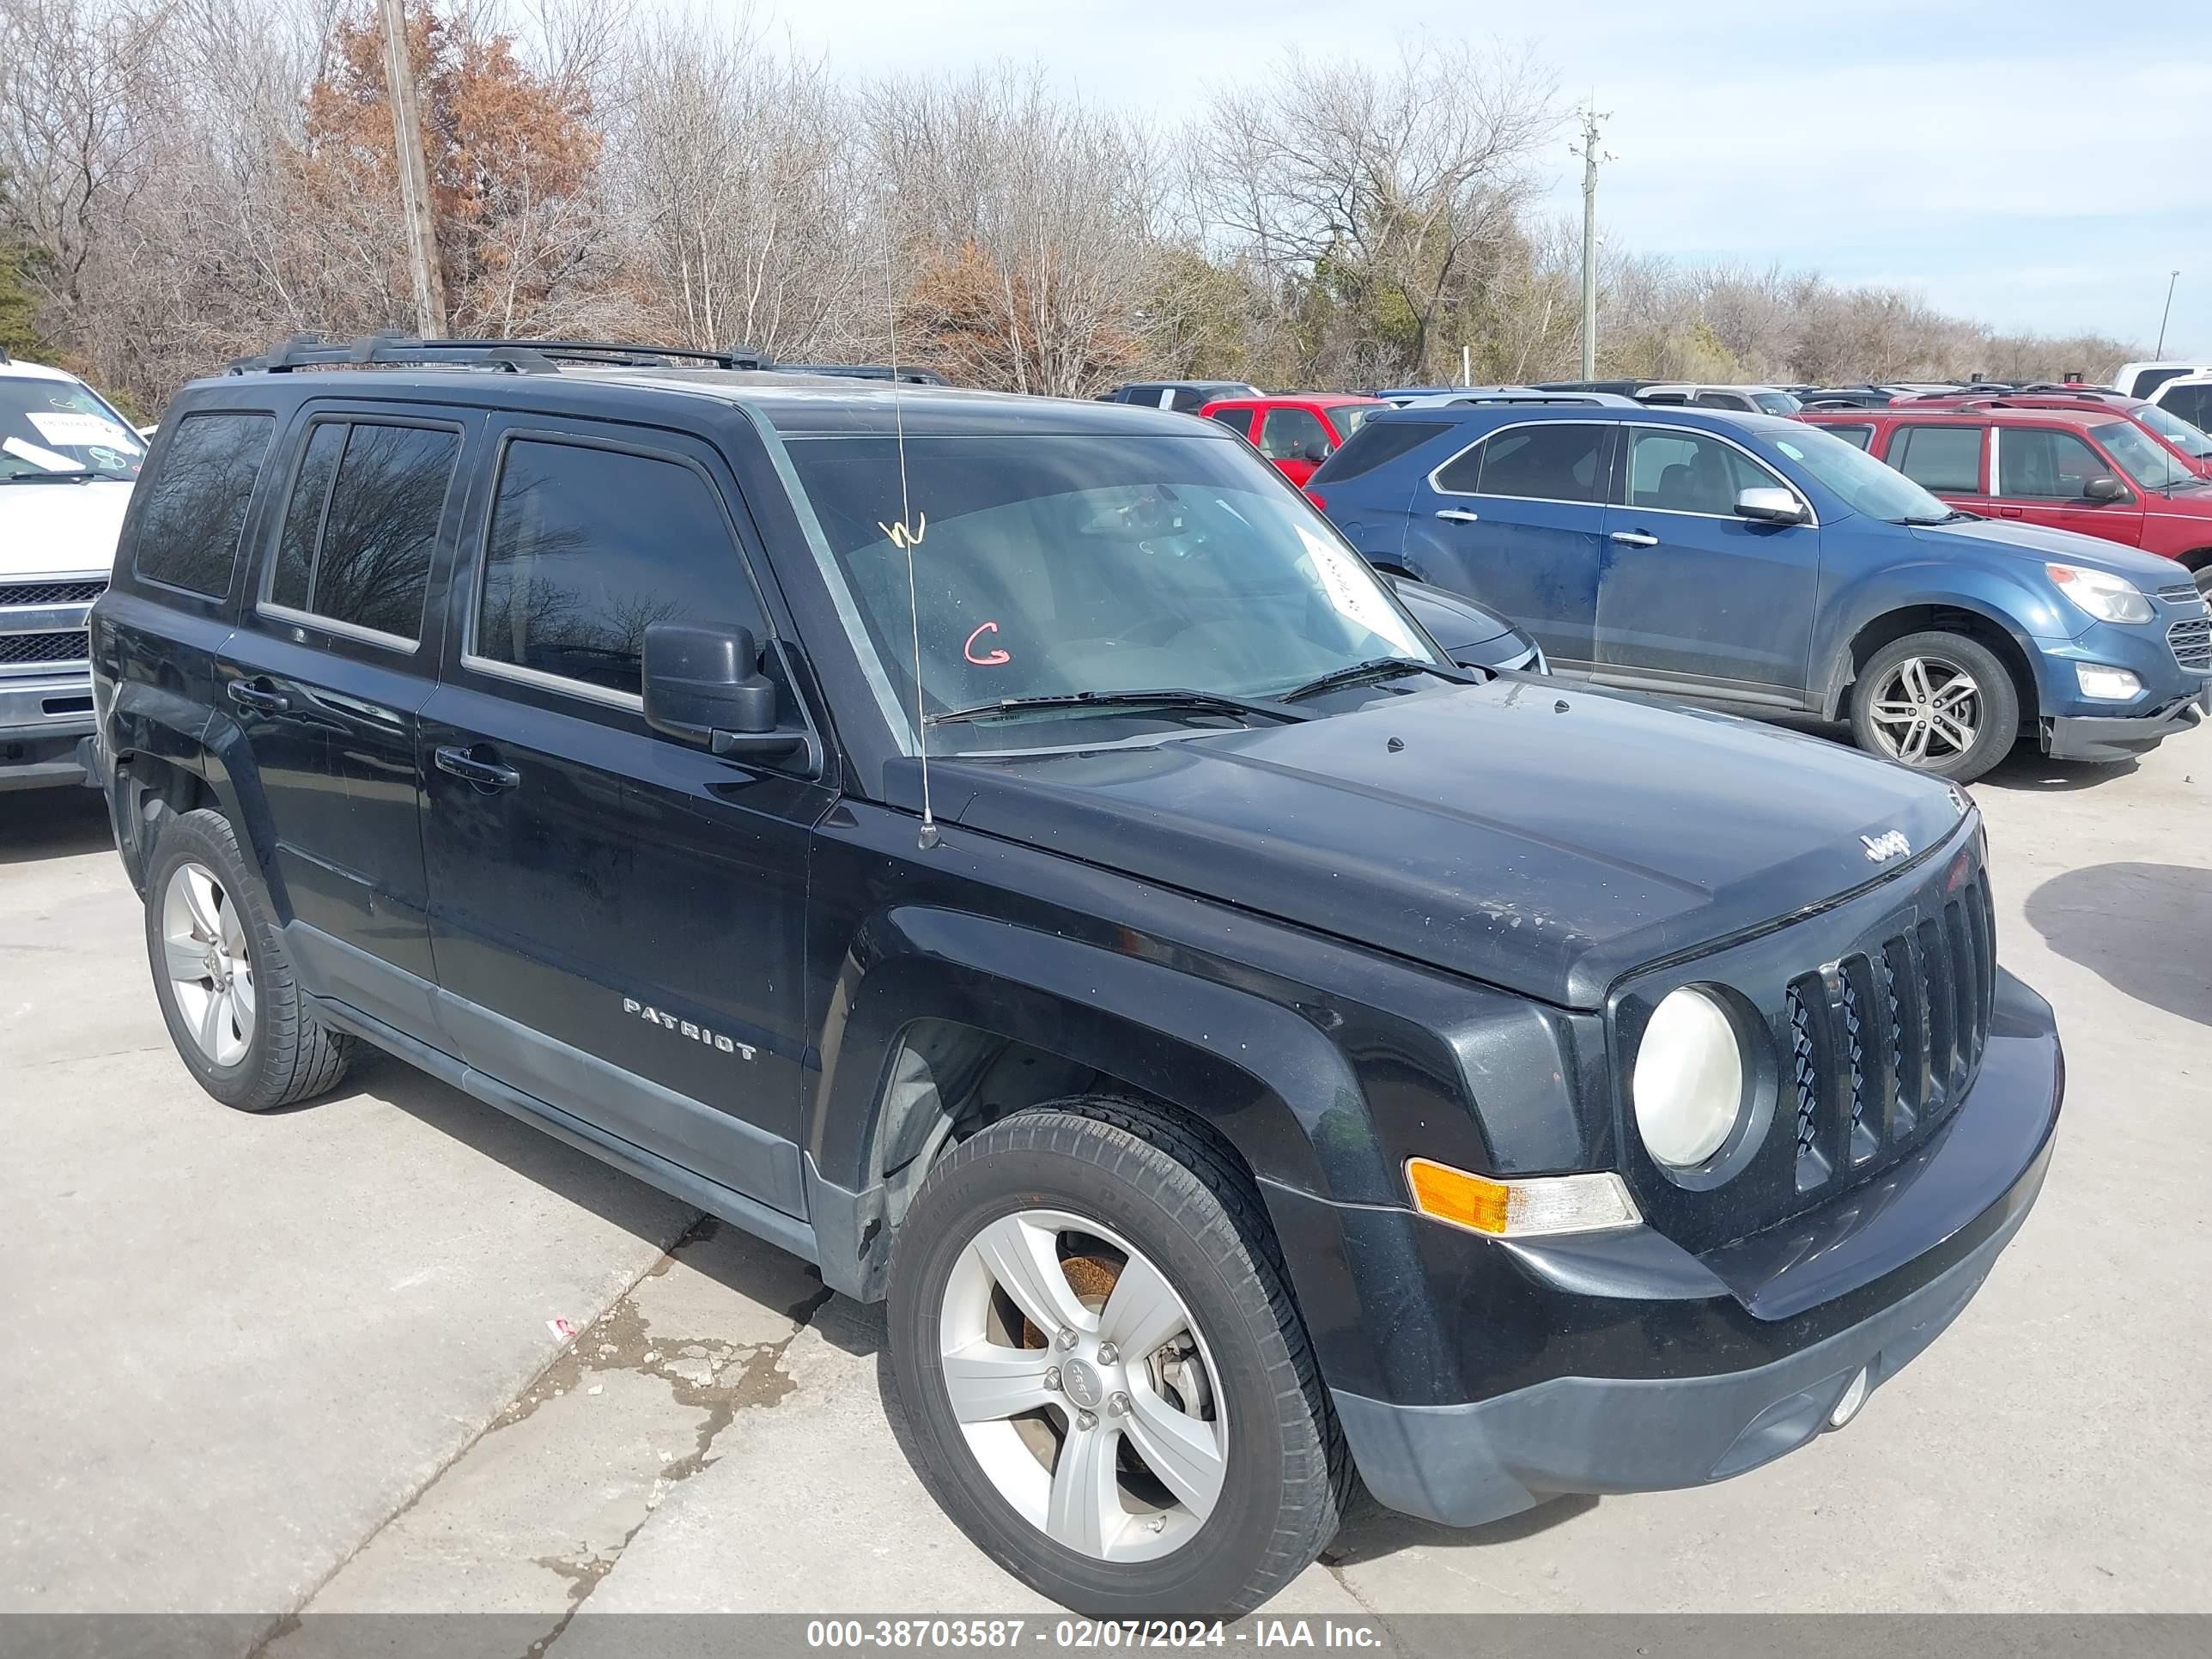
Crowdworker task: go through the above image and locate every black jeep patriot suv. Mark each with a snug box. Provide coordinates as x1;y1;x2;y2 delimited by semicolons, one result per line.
88;337;2061;1616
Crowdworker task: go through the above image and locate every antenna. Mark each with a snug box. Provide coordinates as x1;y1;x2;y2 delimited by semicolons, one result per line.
878;222;938;851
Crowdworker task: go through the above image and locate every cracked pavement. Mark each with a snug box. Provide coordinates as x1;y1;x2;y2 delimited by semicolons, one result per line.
4;731;2210;1646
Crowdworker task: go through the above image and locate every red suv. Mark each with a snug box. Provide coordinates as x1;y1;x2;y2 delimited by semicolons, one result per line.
1196;393;1384;485
1888;389;2212;478
1801;405;2212;596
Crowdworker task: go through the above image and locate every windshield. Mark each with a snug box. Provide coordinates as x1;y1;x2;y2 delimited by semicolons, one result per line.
2096;419;2196;490
0;375;144;481
2130;402;2212;460
1753;391;1803;415
1773;425;1958;523
780;433;1440;753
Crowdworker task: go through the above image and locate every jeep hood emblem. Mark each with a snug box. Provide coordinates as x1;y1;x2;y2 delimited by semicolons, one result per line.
1861;830;1911;863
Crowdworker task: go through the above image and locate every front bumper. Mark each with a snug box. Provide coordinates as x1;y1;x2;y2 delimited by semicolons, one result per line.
0;670;99;792
2045;680;2209;762
1302;970;2060;1528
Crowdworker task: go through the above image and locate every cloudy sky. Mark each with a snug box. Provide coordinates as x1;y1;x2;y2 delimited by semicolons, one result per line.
747;0;2209;362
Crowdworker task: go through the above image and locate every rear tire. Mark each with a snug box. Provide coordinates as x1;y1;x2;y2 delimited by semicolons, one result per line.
1849;630;2021;783
143;808;354;1112
887;1101;1348;1617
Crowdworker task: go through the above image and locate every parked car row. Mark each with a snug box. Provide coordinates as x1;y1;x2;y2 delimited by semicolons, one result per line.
89;335;2063;1619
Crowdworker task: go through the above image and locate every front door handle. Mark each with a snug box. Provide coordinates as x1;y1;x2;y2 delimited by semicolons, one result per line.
227;679;289;714
1434;508;1482;524
1609;530;1660;547
434;744;521;791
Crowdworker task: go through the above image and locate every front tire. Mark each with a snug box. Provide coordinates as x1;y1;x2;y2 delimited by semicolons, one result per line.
1849;630;2021;783
887;1103;1348;1617
143;808;354;1112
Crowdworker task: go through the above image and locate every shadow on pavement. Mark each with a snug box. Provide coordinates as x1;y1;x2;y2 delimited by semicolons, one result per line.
1321;1487;1597;1568
1974;749;2139;793
0;787;113;866
2024;862;2212;1028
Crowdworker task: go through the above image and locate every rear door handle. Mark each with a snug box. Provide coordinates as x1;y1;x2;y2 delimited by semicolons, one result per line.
1434;508;1481;524
227;680;289;714
434;744;521;791
1609;531;1660;547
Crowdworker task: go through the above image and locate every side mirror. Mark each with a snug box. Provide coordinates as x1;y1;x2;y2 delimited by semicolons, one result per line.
1735;486;1808;525
641;622;801;760
2083;474;2128;502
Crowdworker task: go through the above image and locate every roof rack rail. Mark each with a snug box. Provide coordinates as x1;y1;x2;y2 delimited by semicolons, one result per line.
227;331;778;375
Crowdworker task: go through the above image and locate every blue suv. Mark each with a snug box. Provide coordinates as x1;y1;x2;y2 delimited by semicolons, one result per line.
1307;405;2212;781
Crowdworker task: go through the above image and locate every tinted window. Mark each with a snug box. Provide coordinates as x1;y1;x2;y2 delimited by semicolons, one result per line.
1438;423;1605;501
2134;367;2195;398
1824;423;1875;451
1258;406;1331;462
314;425;459;639
476;440;763;697
1625;428;1780;514
131;412;274;597
2159;382;2212;432
271;422;344;611
1205;406;1252;433
1168;388;1208;412
1307;420;1449;483
1891;425;1983;494
1692;392;1753;410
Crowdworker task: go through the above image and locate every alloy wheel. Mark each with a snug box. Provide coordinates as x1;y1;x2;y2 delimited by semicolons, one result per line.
1866;654;1982;767
161;860;255;1066
939;1208;1228;1564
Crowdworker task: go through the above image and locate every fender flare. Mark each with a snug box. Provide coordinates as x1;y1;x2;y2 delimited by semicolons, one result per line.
106;684;286;912
1812;568;2059;720
802;905;1385;1299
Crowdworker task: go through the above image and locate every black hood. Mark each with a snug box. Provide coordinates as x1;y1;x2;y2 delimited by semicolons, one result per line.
929;681;1973;1009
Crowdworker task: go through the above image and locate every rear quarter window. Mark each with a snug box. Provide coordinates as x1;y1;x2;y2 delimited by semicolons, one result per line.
131;411;276;597
1307;420;1452;484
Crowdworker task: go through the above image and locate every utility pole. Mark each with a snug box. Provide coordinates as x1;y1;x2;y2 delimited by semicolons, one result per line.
2155;269;2181;359
379;0;447;338
1571;101;1611;382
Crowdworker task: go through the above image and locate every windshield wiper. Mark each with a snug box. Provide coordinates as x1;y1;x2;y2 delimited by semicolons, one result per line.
1897;509;1975;525
927;687;1311;729
1279;656;1474;702
0;468;95;484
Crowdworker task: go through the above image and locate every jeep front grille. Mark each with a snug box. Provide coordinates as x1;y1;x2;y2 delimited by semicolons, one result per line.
0;629;91;668
2169;616;2210;672
1616;835;2000;1253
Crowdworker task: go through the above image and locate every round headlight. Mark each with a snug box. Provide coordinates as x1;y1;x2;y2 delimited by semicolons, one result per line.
1633;987;1747;1169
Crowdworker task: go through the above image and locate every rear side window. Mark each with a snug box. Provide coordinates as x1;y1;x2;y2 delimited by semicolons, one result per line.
1823;423;1875;451
1205;406;1252;433
131;412;274;597
1890;424;1983;494
268;421;459;642
1307;420;1449;483
1443;423;1607;502
473;438;765;699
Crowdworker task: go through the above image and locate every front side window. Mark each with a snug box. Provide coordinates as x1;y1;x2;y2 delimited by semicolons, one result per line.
1996;427;2115;500
476;439;765;698
268;421;458;641
131;412;274;597
0;374;145;480
2093;419;2193;491
2157;382;2212;432
779;433;1437;752
1625;428;1781;515
1258;406;1331;462
1891;424;1983;494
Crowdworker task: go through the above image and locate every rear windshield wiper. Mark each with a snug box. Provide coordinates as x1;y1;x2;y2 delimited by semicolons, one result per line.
927;687;1311;728
1279;656;1475;702
0;468;95;484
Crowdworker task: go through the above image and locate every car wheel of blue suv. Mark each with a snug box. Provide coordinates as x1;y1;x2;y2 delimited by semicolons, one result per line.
1849;630;2021;784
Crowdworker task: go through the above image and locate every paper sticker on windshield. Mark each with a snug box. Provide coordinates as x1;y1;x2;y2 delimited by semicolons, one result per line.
1297;525;1424;654
28;410;133;449
2;434;82;472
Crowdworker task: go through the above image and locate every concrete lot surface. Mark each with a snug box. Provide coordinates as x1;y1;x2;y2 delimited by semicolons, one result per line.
3;730;2208;1645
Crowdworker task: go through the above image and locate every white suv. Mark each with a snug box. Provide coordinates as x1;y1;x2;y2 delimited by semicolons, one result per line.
1;352;143;791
